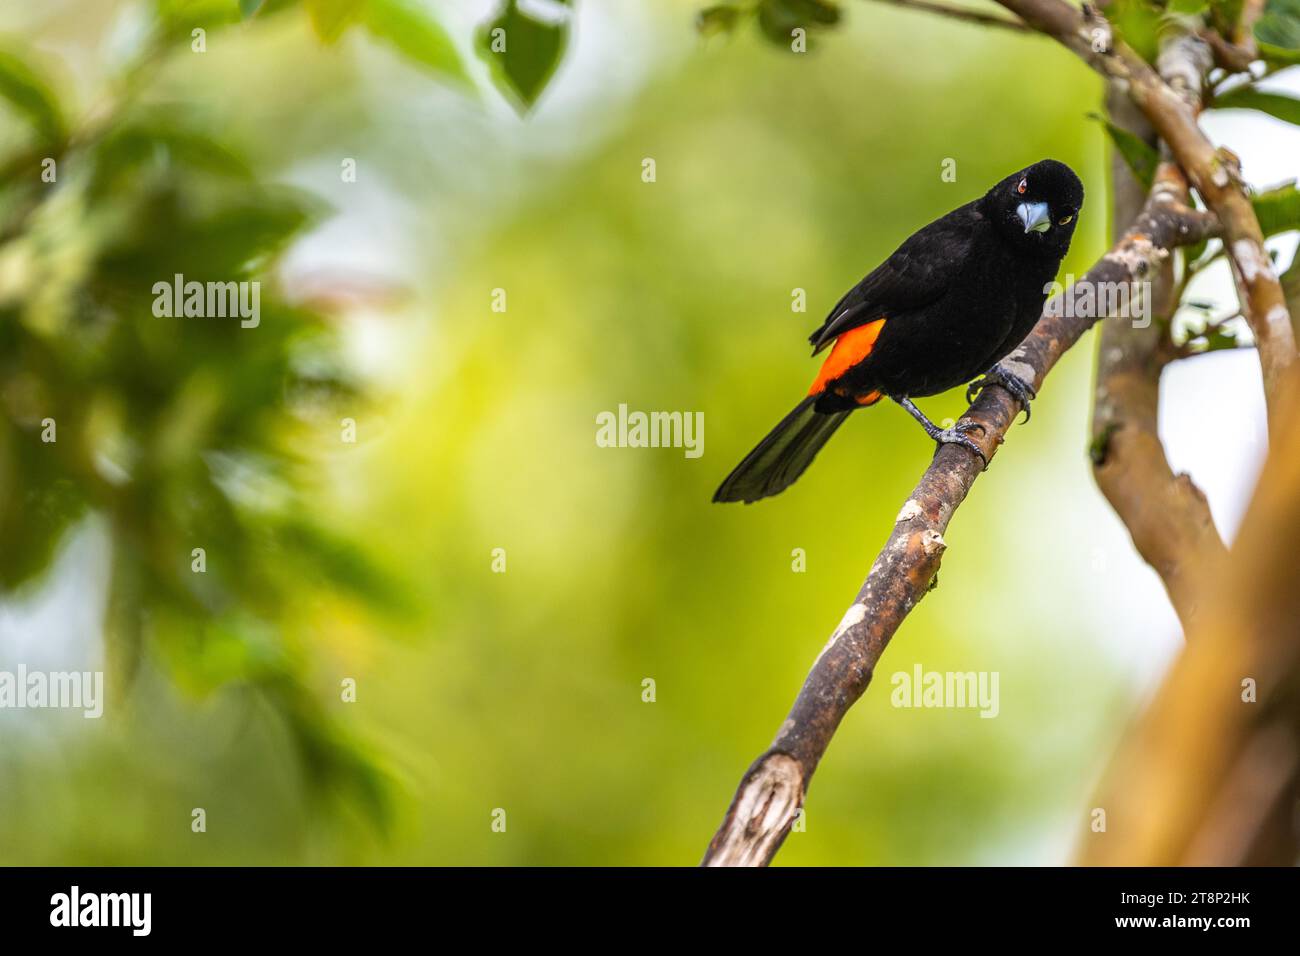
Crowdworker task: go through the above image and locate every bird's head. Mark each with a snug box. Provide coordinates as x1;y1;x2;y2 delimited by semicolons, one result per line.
986;159;1084;258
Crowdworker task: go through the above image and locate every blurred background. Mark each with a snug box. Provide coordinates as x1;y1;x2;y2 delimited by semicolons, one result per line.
0;0;1294;865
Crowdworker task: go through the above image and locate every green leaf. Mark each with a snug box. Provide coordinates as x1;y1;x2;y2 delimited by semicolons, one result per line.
0;471;85;590
697;0;840;45
1104;0;1161;63
1202;326;1241;351
240;0;265;16
1209;0;1245;36
754;0;841;49
1258;42;1300;64
782;0;841;25
1088;112;1158;190
696;4;742;36
154;0;246;35
477;0;573;115
0;46;66;147
277;515;416;615
1169;0;1209;12
97;186;325;284
757;2;802;46
91;114;255;194
266;677;400;833
1257;0;1300;62
304;0;366;43
363;0;469;83
1213;86;1300;124
1251;181;1300;237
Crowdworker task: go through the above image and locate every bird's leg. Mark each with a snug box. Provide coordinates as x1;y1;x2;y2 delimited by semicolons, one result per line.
893;396;988;468
965;364;1038;422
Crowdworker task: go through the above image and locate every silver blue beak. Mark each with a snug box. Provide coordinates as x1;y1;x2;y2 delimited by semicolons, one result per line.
1017;201;1051;234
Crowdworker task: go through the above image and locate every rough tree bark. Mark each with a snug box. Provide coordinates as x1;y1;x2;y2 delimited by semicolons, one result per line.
1079;371;1300;865
1089;49;1226;634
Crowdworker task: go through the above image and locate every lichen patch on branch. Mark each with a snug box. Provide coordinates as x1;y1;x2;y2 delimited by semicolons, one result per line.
1232;240;1276;284
895;499;924;523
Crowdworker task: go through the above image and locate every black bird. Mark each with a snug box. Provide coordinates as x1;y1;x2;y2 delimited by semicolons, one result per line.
713;158;1083;504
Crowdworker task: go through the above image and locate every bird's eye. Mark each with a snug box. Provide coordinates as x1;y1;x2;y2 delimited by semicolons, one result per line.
1017;179;1027;195
1058;215;1073;225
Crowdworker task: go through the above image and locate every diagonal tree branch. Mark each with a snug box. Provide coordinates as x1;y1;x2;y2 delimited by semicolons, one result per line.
702;167;1220;866
992;0;1298;418
1091;187;1227;635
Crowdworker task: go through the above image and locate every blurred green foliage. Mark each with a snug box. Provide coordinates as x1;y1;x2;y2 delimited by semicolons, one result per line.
1258;0;1300;63
0;0;423;851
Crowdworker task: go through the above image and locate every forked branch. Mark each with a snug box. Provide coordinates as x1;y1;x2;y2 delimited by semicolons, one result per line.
1089;42;1227;634
993;0;1298;416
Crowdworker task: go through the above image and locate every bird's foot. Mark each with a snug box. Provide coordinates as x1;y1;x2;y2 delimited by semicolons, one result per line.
933;420;988;469
894;395;989;469
966;364;1037;422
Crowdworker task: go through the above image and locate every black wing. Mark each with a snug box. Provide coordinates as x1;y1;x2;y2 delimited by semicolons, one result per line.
808;203;981;354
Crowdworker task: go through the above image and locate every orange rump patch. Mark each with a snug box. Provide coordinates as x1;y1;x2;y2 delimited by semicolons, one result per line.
808;318;886;397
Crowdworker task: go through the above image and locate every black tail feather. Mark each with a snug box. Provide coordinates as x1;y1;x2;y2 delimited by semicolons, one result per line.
713;396;852;504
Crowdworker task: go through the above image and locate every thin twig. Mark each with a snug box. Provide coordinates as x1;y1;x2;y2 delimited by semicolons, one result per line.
861;0;1032;33
1201;0;1266;73
1089;36;1227;634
